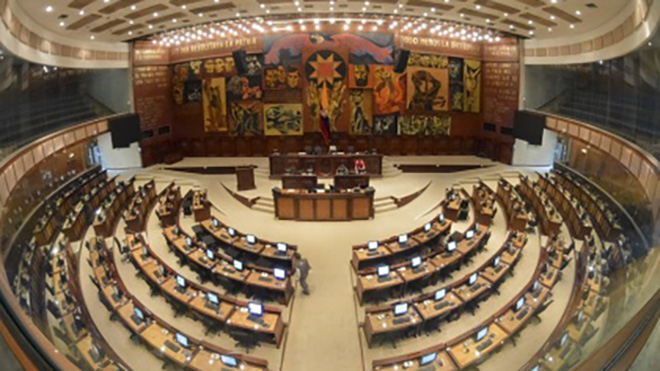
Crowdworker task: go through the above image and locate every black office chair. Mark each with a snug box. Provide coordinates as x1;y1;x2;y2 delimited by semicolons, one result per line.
229;327;260;354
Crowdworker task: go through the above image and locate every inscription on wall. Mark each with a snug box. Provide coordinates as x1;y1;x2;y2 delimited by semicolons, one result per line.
133;66;172;131
483;62;520;127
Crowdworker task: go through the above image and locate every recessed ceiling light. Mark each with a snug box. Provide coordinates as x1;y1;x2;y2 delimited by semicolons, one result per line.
576;10;581;15
79;10;84;15
90;35;95;40
45;6;53;12
570;24;575;28
131;5;136;10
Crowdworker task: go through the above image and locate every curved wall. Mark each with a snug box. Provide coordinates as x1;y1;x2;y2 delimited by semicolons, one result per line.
525;0;660;65
0;0;128;69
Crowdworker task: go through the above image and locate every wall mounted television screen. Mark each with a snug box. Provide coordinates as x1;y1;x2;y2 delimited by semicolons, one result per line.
109;114;141;148
513;110;544;145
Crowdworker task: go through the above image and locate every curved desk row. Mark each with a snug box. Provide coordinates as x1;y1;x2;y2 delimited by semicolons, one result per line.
518;176;563;237
363;231;529;347
89;237;269;370
372;240;558;371
163;226;295;305
123;234;286;347
355;224;492;304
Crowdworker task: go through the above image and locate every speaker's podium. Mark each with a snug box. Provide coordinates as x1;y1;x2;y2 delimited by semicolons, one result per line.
236;166;256;191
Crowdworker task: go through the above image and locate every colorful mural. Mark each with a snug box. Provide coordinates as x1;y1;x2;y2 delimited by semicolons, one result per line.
464;59;482;113
348;64;374;88
264;103;303;135
448;57;464;111
374;114;398;135
226;75;263;101
399;115;451;135
373;65;405;115
408;53;448;69
304;48;348;132
229;101;263;136
406;67;449;113
202;77;227;132
263;65;301;90
264;32;394;66
349;90;373;135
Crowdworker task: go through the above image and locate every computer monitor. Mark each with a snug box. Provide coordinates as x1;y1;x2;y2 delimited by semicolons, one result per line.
159;265;166;277
212;218;219;228
420;352;437;366
447;241;457;252
377;265;390;277
233;259;244;271
175;333;189;348
206;249;215;261
465;230;475;239
248;302;263;317
112;285;120;297
424;223;432;232
515;297;525;312
141;246;148;256
274;268;286;280
494;255;501;267
246;234;257;244
393;302;408;316
560;332;569;347
533;281;539;291
476;326;488;341
411;256;422;268
367;241;378;251
173;227;179;235
530;366;540;371
474;222;479;230
176;275;186;288
439;213;445;222
220;355;238;367
134;307;144;321
227;227;236;237
185;237;192;246
577;309;584;323
207;292;219;305
468;273;478;286
434;288;446;301
398;234;408;244
276;242;287;253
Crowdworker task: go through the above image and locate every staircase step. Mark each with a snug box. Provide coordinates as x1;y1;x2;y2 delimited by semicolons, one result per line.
375;204;399;213
252;205;274;213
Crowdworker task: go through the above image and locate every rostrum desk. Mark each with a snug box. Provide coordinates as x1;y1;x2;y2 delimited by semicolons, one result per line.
273;187;375;221
269;152;383;177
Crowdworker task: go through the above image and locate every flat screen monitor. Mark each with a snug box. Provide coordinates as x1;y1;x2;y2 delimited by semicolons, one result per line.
176;275;186;288
420;352;437;366
113;285;120;297
424;223;432;232
474;222;479;230
233;259;244;271
248;302;263;317
465;230;475;239
141;246;148;256
468;273;478;286
513;110;545;145
212;218;219;228
377;265;390;277
515;297;525;312
173;227;179;235
398;234;408;244
274;268;286;280
533;281;539;291
206;249;215;260
207;292;219;305
134;307;144;321
411;256;422;268
438;213;445;222
175;333;189;348
447;241;457;252
246;234;257;244
560;332;569;347
221;355;238;367
185;237;192;246
434;288;446;301
577;309;584;323
476;326;488;341
276;242;287;252
367;241;378;251
494;255;501;267
109;114;141;148
227;227;236;237
393;302;408;316
530;366;540;371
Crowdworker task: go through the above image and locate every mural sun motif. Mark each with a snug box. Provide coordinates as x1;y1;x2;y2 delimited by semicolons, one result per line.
305;50;346;87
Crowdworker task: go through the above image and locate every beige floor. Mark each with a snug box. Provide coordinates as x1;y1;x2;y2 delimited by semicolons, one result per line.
78;156;577;371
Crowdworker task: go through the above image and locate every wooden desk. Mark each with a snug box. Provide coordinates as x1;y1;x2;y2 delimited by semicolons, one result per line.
125;180;157;232
518;177;562;237
413;293;463;322
356;271;404;304
281;174;318;189
472;183;496;226
140;322;192;367
273;187;374;221
228;306;286;347
364;306;423;346
496;179;528;232
443;196;462;221
269;152;383;177
334;174;370;190
236;166;256;191
497;304;535;335
454;276;492;304
447;323;508;369
374;350;458;370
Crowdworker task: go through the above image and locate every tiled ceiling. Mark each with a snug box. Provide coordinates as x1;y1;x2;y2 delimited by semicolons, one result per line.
21;0;630;43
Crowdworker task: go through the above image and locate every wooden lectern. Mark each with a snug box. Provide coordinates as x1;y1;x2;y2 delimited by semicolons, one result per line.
236;166;256;191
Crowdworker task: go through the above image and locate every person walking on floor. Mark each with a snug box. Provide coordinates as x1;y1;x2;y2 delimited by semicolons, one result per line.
294;252;311;295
